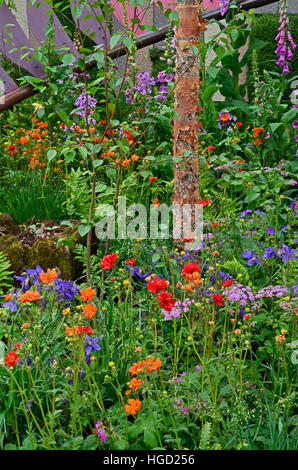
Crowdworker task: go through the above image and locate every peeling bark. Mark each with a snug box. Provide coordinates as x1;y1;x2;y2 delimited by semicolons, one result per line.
172;0;206;243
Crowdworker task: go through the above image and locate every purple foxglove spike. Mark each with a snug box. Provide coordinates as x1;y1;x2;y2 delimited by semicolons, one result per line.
275;33;280;40
280;45;286;54
280;30;285;37
287;48;294;60
287;33;293;41
289;40;296;49
282;63;290;74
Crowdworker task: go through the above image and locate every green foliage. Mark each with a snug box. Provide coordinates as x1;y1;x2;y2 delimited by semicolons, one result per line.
0;251;13;295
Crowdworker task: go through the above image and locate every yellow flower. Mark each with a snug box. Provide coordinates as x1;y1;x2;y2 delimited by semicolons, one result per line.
62;308;70;315
109;362;115;367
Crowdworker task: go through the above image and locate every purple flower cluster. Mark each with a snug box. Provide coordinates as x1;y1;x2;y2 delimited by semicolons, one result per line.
224;283;255;307
255;285;288;299
162;298;193;321
84;334;102;365
275;0;296;74
96;420;107;443
220;0;230;16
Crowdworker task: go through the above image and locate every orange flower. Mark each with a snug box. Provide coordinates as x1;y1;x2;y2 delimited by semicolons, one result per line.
19;291;40;303
129;357;162;375
220;113;230;122
20;322;30;330
135;346;142;353
149;176;158;184
39;269;58;284
152;197;160;207
4;293;12;301
131;154;139;161
125;398;141;415
122;159;131;167
82;303;97;319
129;378;143;390
37;121;48;128
125;390;132;395
80;287;97;302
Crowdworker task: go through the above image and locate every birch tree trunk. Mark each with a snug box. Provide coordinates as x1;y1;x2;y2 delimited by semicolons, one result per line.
172;0;206;243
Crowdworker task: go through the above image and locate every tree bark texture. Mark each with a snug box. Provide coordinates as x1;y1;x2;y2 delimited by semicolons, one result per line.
172;0;206;241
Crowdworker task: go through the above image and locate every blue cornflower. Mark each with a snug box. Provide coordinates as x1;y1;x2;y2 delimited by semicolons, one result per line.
279;244;297;262
85;335;102;355
241;249;263;267
266;227;275;235
2;300;19;312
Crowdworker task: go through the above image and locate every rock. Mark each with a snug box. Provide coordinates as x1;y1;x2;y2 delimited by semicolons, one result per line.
0;213;19;235
28;238;73;280
0;235;27;274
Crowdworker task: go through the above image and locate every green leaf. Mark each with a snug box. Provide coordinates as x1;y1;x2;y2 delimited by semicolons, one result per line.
93;159;103;168
78;224;91;237
110;33;121;50
144;428;158;448
47;149;57;162
112;439;129;450
62;53;75;66
123;37;134;52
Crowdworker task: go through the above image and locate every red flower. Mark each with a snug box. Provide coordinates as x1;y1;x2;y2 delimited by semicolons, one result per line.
14;343;21;349
222;280;234;287
199;199;211;206
181;262;200;275
8;144;17;155
238;167;243;173
4;350;19;367
100;253;117;269
236;122;242;127
147;278;168;293
126;258;136;266
213;294;224;306
158;291;175;312
212;222;219;227
183;236;195;243
207;145;216;151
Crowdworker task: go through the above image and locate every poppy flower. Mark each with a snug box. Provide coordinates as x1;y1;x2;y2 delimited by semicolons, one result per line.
126;258;136;266
213;294;224;306
152;197;160;207
199;199;211;206
181;263;200;275
222;280;234;287
100;253;117;270
183;236;195;243
147;278;168;293
4;351;19;367
158;291;175;312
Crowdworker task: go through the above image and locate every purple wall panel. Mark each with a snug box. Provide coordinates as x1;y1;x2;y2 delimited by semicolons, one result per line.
70;0;109;46
0;64;17;93
27;1;79;57
0;3;45;77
